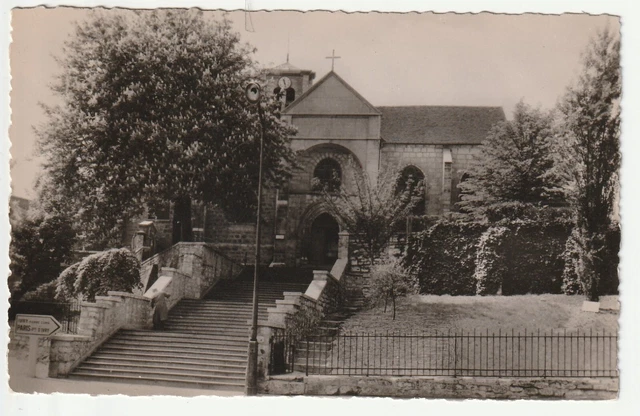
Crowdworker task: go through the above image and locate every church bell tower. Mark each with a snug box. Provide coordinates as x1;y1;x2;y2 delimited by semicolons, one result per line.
265;61;316;108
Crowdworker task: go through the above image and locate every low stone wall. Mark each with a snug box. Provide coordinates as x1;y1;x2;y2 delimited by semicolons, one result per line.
260;374;618;400
48;291;152;377
139;242;243;297
7;330;52;378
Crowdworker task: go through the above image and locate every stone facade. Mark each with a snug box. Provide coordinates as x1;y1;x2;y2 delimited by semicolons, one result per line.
127;64;504;271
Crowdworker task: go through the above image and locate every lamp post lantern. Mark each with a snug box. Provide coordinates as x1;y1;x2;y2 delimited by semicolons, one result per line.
245;81;263;396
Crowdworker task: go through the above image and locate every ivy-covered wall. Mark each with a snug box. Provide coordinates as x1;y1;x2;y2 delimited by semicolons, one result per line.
404;209;619;297
404;220;486;295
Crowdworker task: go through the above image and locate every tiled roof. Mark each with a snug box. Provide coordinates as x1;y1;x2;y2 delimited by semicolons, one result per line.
378;106;506;145
273;62;299;71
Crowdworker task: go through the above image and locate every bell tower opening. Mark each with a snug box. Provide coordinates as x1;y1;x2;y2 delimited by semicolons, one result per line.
265;61;315;107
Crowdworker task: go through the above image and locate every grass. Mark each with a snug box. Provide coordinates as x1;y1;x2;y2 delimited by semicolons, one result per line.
341;294;619;333
300;295;620;377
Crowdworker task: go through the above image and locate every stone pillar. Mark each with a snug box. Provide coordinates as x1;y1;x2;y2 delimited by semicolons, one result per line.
338;231;350;260
131;231;145;262
77;303;107;338
256;325;274;380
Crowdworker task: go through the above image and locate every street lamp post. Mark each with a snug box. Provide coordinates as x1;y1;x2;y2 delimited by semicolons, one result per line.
245;81;264;396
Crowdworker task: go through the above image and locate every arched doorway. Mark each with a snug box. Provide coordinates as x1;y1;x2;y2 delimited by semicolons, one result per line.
309;213;340;266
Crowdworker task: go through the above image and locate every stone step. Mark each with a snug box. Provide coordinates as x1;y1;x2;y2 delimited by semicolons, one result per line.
117;330;245;343
164;315;254;324
68;372;245;391
89;352;247;367
73;366;246;382
92;349;247;363
108;336;247;348
161;327;249;337
99;343;247;356
75;363;245;378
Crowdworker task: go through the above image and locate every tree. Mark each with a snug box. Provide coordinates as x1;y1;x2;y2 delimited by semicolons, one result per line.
318;160;424;267
458;101;565;215
74;248;142;301
368;257;417;320
36;10;296;247
9;214;77;299
558;28;621;301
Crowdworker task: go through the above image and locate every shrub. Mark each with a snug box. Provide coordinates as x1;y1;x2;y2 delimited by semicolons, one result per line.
369;257;418;320
74;248;142;301
21;280;59;302
405;219;486;295
56;263;80;302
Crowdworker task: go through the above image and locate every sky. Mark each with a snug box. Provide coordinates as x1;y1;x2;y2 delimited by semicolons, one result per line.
8;9;618;199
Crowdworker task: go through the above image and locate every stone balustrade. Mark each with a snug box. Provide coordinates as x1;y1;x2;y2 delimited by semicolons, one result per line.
49;291;152;377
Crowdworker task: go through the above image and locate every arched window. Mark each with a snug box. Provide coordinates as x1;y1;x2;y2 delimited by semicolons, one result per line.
285;87;296;105
313;158;342;192
396;166;426;216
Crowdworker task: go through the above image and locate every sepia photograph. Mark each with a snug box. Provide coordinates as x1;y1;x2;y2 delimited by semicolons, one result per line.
3;1;635;411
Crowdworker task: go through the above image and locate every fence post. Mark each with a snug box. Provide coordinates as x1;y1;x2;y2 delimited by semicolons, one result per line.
305;338;309;376
454;330;458;377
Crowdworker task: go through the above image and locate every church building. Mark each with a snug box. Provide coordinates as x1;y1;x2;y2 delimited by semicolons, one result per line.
130;60;505;269
200;61;505;268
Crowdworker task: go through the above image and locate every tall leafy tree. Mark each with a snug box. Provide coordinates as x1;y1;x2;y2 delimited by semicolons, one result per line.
458;101;565;215
558;28;620;301
36;10;296;247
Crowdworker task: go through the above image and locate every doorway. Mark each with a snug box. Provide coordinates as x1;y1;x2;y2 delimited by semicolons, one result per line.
309;213;339;266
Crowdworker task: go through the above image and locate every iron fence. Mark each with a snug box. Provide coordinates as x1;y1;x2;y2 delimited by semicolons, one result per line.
274;329;618;378
9;300;81;334
270;328;298;375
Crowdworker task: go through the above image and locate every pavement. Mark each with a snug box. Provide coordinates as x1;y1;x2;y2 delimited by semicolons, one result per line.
8;375;243;397
7;357;243;397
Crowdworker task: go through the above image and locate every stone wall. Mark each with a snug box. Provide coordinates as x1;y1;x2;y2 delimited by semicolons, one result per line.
48;291;152;377
7;331;52;378
381;144;480;215
139;242;243;296
260;375;618;400
204;191;276;265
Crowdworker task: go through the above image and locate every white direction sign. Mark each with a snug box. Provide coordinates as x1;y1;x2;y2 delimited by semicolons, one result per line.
15;314;62;337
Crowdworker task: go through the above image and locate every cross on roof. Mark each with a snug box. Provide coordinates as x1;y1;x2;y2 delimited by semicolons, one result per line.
325;49;341;71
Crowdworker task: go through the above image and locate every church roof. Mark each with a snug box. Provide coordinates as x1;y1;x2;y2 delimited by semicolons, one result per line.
378;106;506;145
273;62;299;71
285;71;380;115
269;61;316;77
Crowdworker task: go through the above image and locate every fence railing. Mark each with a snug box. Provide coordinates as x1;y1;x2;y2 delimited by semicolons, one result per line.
271;329;618;378
8;300;81;334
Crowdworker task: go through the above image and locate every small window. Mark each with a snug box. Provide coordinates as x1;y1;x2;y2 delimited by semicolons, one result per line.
313;158;342;192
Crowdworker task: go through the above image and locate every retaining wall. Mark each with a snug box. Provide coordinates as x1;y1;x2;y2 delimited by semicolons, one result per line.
260;374;618;399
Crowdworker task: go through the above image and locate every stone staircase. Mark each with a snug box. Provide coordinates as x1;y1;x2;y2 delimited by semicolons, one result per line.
292;296;366;374
69;268;312;391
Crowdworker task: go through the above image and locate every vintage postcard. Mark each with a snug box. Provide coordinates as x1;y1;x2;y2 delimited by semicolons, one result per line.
2;1;638;415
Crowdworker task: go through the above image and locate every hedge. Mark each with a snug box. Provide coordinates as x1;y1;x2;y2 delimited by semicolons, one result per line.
404;219;486;295
402;206;614;297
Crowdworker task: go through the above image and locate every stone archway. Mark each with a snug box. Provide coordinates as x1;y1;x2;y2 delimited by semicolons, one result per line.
309;213;340;266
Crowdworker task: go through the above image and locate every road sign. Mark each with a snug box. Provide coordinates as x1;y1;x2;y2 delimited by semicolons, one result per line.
15;314;61;337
